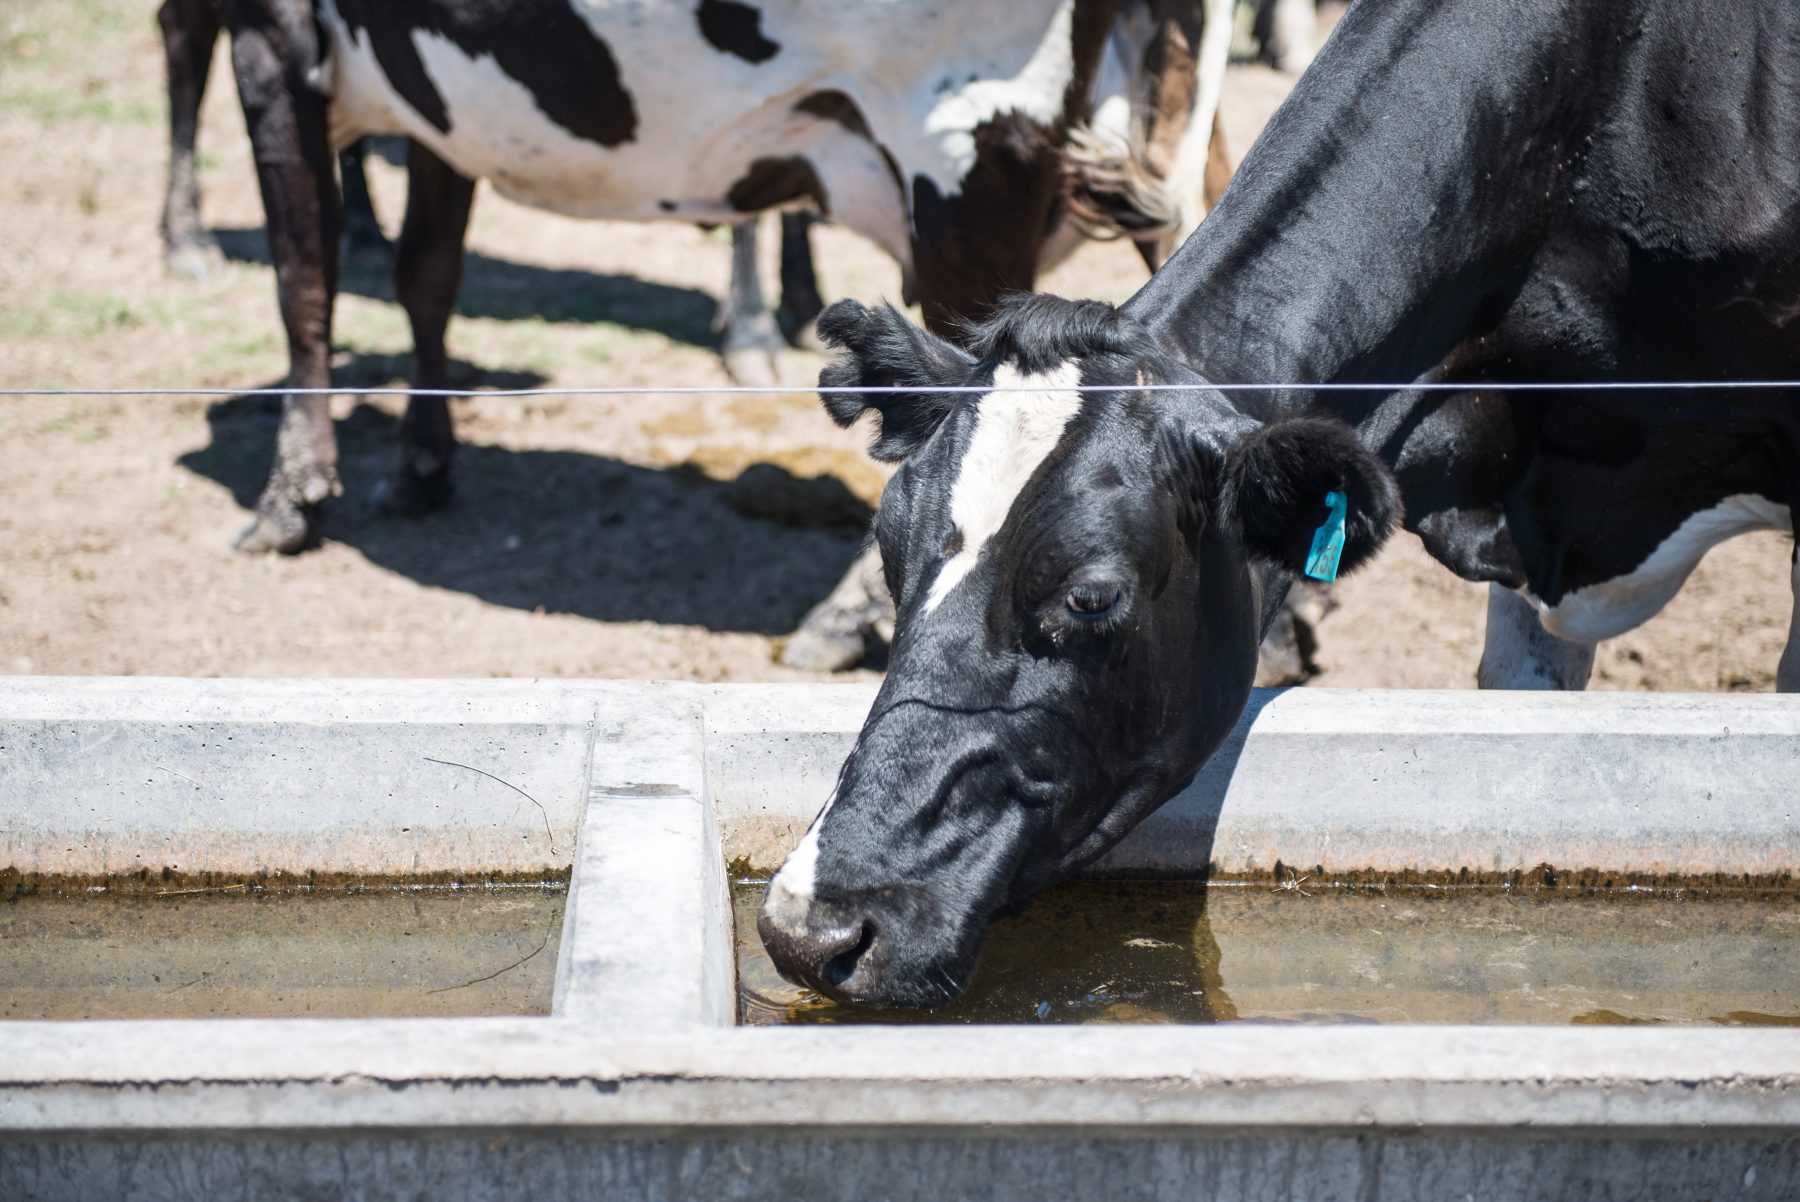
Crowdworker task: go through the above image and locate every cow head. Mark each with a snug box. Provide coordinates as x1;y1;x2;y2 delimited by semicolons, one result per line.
758;294;1400;1008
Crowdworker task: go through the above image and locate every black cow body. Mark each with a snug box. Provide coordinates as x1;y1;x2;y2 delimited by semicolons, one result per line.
760;0;1799;1007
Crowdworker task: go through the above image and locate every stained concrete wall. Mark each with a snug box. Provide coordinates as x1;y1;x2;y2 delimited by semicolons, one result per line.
2;677;1797;1201
704;684;1800;876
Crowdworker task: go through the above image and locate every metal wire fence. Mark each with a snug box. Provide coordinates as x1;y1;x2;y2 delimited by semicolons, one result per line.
2;381;1798;399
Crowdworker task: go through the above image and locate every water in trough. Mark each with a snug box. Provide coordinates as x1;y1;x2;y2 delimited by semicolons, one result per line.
734;880;1800;1026
0;886;565;1019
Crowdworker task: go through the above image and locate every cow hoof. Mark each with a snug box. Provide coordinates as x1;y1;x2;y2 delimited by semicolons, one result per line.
1253;630;1308;687
779;626;869;673
722;346;781;387
373;467;455;516
231;505;319;555
164;240;222;281
786;318;828;354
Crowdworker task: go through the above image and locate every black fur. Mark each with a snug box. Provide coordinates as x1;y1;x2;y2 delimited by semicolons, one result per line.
1225;417;1402;576
961;293;1140;374
816;300;974;461
334;0;638;147
697;0;780;64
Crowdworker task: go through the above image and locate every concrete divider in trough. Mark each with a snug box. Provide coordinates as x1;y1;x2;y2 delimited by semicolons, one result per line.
705;684;1800;878
553;688;734;1028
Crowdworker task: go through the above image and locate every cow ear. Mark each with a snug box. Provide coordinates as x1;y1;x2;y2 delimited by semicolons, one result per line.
1225;417;1401;577
817;300;976;461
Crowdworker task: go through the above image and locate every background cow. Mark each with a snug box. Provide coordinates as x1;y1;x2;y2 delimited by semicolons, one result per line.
157;0;826;382
205;0;1233;556
759;0;1800;1006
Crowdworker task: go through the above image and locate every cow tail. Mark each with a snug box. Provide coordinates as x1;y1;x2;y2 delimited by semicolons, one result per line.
1060;0;1236;258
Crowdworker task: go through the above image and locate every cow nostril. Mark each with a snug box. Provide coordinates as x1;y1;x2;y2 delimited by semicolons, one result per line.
821;921;876;989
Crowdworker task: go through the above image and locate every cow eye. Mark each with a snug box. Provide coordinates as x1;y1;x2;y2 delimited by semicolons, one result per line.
1065;582;1122;619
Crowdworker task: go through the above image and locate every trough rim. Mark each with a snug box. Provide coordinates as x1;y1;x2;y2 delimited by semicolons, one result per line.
3;1020;1798;1133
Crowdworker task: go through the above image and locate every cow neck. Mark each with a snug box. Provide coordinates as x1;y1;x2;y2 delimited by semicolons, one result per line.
1123;0;1620;420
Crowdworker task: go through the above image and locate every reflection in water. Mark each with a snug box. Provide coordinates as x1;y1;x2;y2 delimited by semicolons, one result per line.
734;881;1800;1028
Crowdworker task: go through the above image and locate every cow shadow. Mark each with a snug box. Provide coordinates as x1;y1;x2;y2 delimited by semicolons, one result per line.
210;226;719;349
176;386;869;637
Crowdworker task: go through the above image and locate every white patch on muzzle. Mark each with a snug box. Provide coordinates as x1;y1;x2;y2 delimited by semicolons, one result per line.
924;360;1085;613
763;789;837;934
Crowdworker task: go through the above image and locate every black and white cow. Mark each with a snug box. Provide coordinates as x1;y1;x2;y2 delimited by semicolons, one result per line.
210;0;1232;553
159;0;832;385
759;0;1800;1006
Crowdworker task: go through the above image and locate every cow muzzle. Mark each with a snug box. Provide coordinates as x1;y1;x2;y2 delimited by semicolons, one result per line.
756;884;878;998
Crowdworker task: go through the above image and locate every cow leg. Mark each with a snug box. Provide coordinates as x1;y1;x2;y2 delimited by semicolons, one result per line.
1253;0;1318;75
777;211;826;351
159;0;222;279
339;138;390;260
1254;583;1333;685
226;0;342;554
780;543;895;672
1778;543;1800;693
382;139;475;515
717;218;783;386
1476;584;1596;690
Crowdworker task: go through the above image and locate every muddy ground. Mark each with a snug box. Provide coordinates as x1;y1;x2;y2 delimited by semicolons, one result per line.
1;0;1792;689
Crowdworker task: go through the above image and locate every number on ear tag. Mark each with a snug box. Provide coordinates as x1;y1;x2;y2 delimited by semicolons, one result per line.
1303;490;1347;582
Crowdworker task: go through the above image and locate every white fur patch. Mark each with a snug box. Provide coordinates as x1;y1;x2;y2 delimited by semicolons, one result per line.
763;789;837;934
1537;493;1793;642
915;0;1078;194
924;361;1085;613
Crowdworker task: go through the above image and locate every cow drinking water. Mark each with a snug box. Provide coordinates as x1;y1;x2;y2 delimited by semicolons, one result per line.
760;0;1800;1006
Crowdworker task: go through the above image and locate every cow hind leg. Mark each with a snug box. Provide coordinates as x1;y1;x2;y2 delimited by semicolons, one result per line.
1778;543;1800;693
718;218;783;386
780;543;895;672
1253;0;1319;75
777;212;826;351
227;1;342;554
382;139;476;516
1476;584;1596;690
159;0;223;279
339;139;391;262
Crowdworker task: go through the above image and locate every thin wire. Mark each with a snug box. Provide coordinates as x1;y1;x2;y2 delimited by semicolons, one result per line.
1;380;1798;398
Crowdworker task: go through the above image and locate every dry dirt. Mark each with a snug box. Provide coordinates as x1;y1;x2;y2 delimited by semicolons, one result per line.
1;0;1792;690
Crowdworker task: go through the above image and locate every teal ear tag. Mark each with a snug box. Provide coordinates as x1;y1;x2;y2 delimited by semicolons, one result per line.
1303;490;1347;582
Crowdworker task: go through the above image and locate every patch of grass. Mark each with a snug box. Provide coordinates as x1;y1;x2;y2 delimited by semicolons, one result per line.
0;87;158;125
33;399;108;442
0;293;178;343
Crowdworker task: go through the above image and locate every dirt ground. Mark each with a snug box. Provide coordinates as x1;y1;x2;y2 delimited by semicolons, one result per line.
1;0;1792;689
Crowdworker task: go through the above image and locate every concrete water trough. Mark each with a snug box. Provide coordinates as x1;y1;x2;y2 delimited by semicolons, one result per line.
1;677;1797;1199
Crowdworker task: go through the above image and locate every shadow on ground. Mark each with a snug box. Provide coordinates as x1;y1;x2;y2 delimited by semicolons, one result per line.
177;392;869;637
211;226;719;349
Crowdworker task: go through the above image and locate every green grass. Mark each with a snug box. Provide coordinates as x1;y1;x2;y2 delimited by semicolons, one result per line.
0;292;171;342
0;87;158;125
1;0;166;125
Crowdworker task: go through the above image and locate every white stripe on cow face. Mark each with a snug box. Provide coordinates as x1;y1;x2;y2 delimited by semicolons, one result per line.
924;361;1085;614
762;787;838;935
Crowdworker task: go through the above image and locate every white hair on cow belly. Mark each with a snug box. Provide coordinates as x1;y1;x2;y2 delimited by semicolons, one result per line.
924;360;1085;614
1537;493;1793;643
913;0;1078;195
